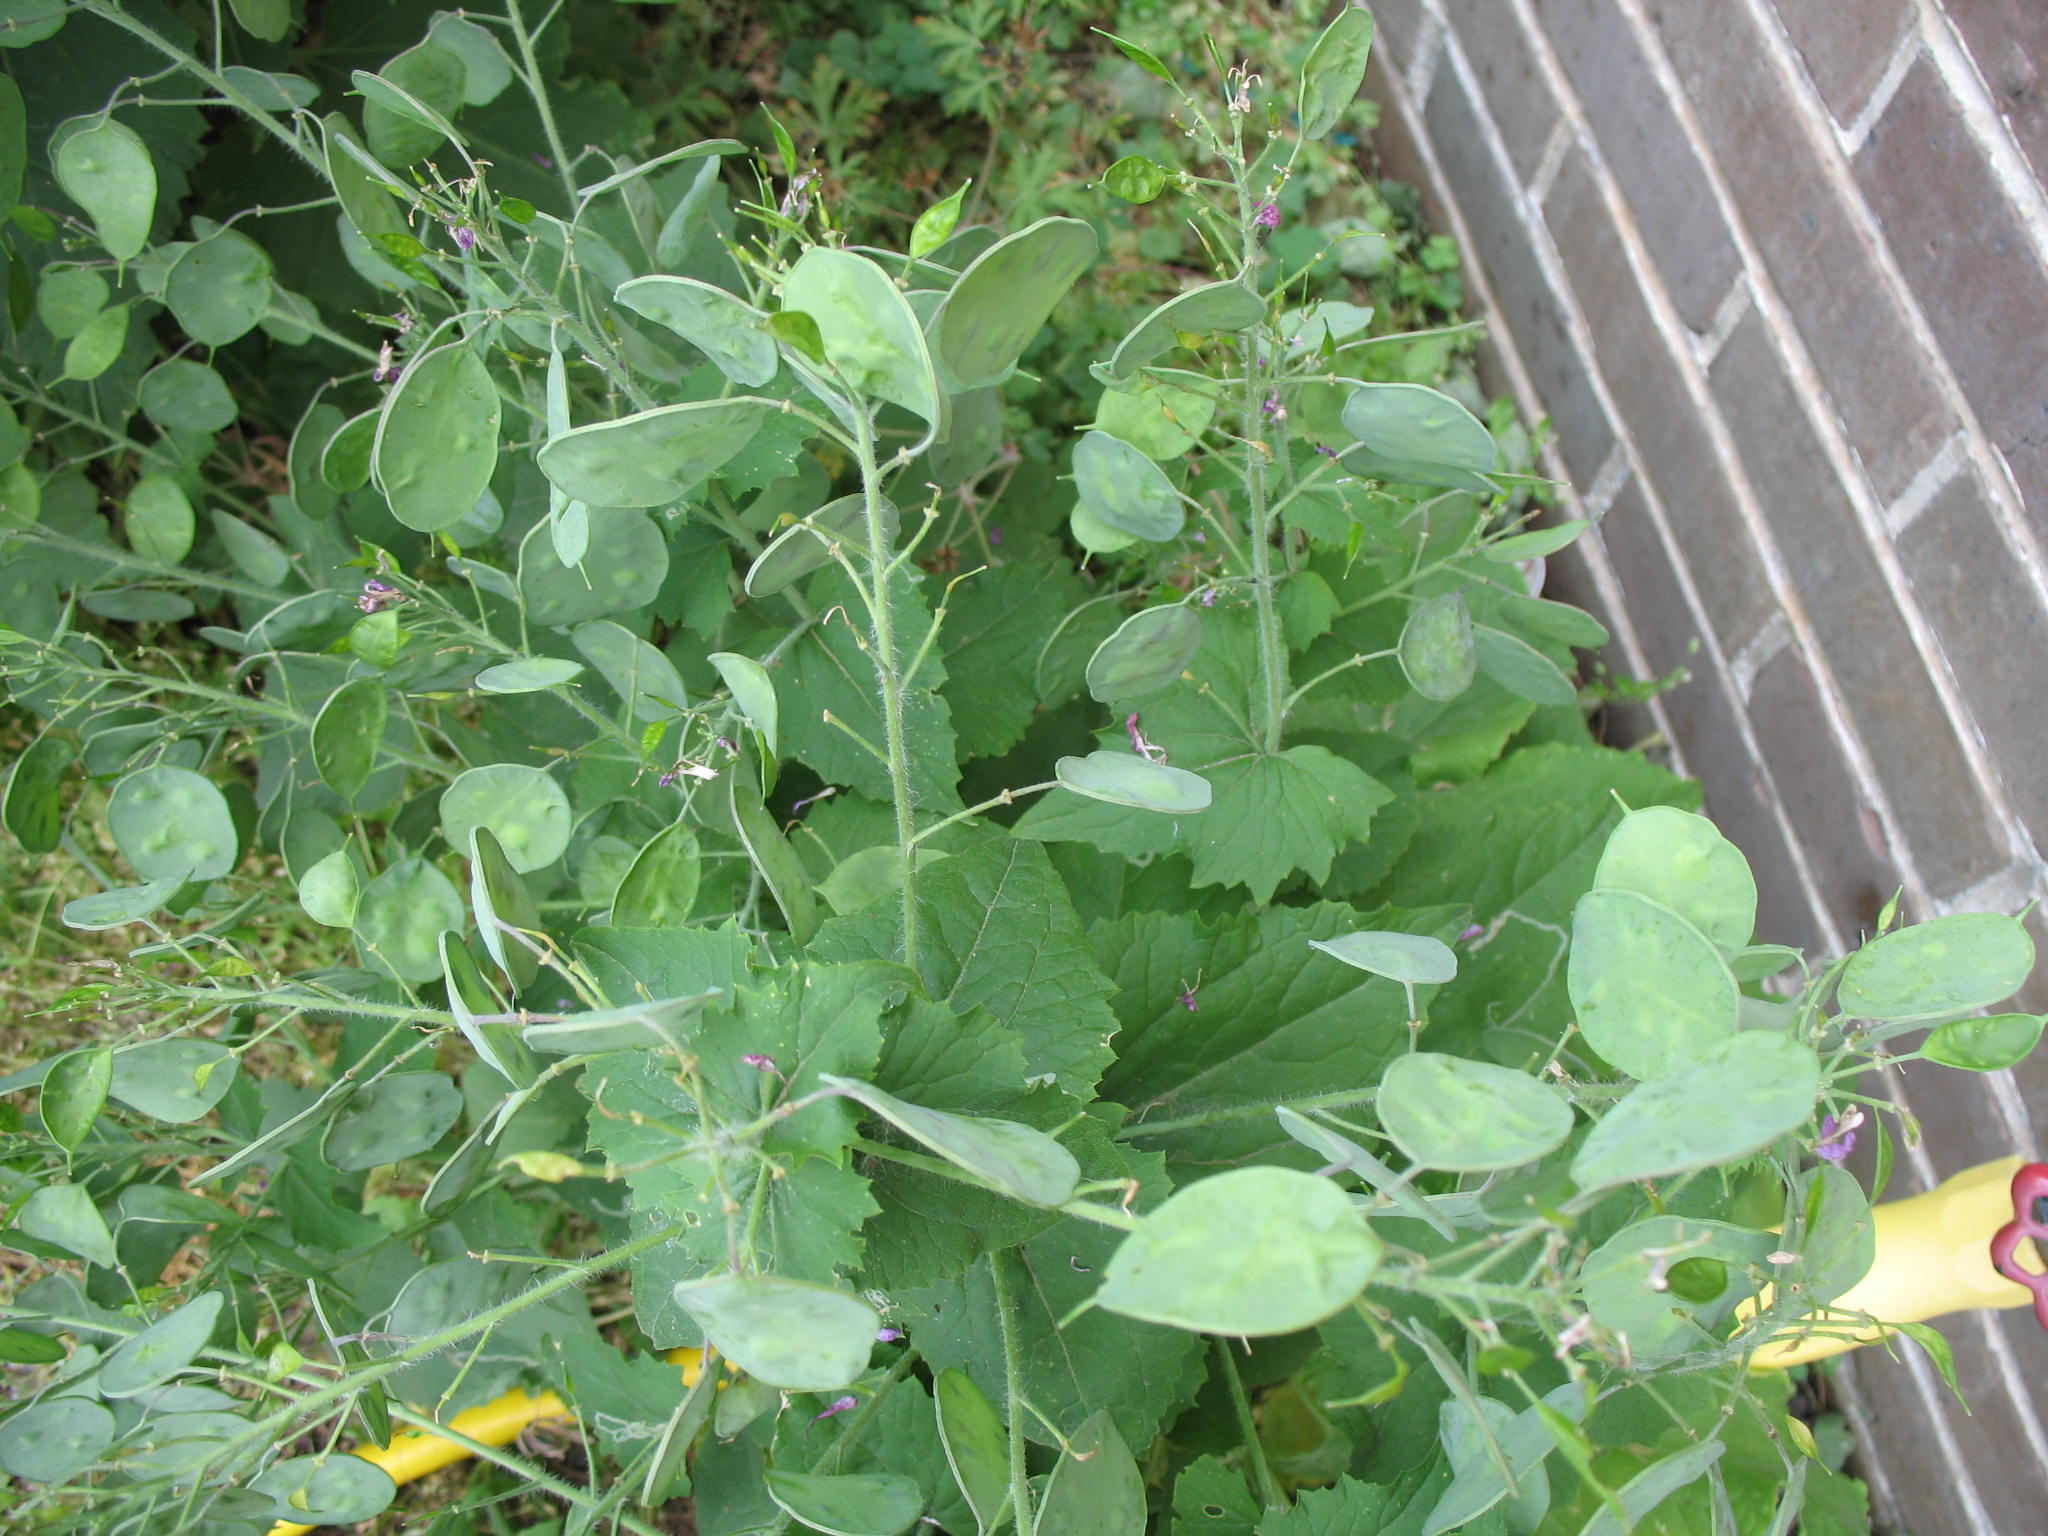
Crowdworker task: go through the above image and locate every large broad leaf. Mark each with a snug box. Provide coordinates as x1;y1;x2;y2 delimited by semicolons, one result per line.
1836;912;2034;1021
811;836;1118;1094
577;962;897;1345
1571;1034;1820;1190
165;227;272;345
536;397;776;508
1014;607;1390;901
1096;1166;1382;1334
1592;805;1757;954
903;1196;1207;1451
1107;282;1266;380
1035;1410;1146;1536
782;247;941;425
778;567;961;814
940;561;1081;758
1086;603;1204;702
931;216;1098;389
1568;889;1739;1080
1095;903;1437;1168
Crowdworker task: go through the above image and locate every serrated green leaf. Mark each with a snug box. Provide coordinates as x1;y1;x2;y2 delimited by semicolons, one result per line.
811;836;1118;1094
941;562;1080;757
1095;903;1431;1167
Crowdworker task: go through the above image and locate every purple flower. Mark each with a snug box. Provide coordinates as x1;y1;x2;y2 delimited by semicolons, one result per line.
373;340;401;385
356;579;407;615
742;1054;778;1074
1814;1107;1865;1165
812;1395;858;1422
1197;587;1218;607
448;222;477;254
875;1328;905;1343
1261;390;1286;420
1125;712;1168;765
1459;924;1484;943
1254;202;1281;231
989;525;1003;547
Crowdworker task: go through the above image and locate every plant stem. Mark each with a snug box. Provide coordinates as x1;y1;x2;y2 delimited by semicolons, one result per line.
990;1248;1035;1535
852;406;923;957
1230;126;1288;755
1215;1338;1285;1513
501;0;581;210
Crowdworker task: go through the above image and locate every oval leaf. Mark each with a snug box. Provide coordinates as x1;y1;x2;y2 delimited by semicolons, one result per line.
745;493;895;597
1376;1053;1573;1172
107;766;238;882
1055;751;1211;813
1072;430;1184;541
1341;383;1498;492
932;216;1099;389
1570;1034;1820;1190
1086;603;1203;701
1593;805;1757;953
1399;592;1476;701
474;657;585;693
311;676;388;802
1096;1167;1382;1334
783;247;940;425
40;1048;112;1151
374;341;501;533
441;764;571;874
55;119;155;260
1310;930;1457;985
671;1273;879;1391
1107;282;1265;380
100;1291;224;1397
1568;889;1739;1080
1924;1012;2044;1071
108;1039;237;1123
615;274;778;387
1299;7;1375;140
821;1075;1080;1207
321;1072;463;1171
1837;912;2035;1021
537;397;776;508
762;1471;923;1536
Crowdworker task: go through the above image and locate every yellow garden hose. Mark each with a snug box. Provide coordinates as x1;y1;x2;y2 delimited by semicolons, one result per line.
265;1349;708;1536
1747;1155;2037;1369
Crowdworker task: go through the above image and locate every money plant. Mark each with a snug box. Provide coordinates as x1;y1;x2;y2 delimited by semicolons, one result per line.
0;4;2039;1535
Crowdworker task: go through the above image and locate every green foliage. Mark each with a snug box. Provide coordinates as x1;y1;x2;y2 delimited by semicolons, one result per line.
0;5;2021;1535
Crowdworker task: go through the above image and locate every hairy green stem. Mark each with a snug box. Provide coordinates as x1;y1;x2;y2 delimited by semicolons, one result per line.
501;0;581;209
852;407;923;956
990;1248;1035;1534
1231;125;1288;755
1215;1338;1286;1513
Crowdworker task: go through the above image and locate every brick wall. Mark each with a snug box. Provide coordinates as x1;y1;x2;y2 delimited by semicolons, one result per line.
1355;1;2048;1529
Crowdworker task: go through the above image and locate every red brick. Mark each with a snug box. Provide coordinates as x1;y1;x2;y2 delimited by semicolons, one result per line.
1746;645;1897;943
1947;0;2048;187
1421;57;1616;488
1592;482;1822;951
1764;0;1914;124
1857;57;2048;543
1644;0;1961;503
1708;311;2009;901
1530;0;1741;329
1442;0;1562;182
1543;152;1780;649
1896;466;2048;860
